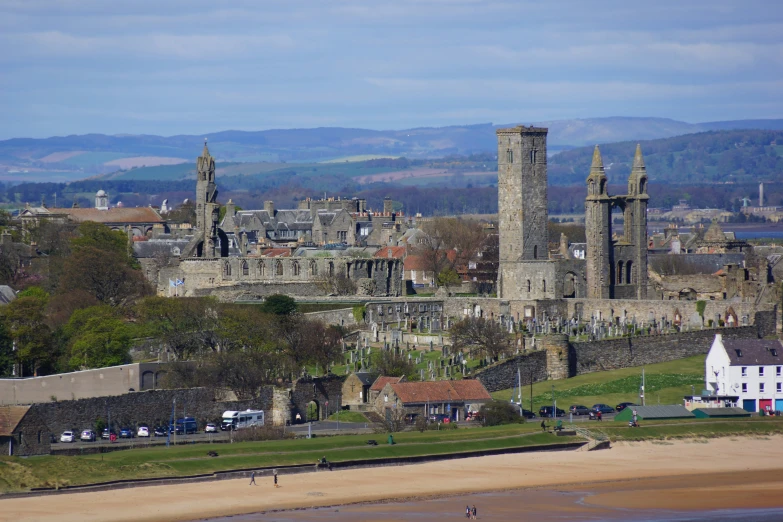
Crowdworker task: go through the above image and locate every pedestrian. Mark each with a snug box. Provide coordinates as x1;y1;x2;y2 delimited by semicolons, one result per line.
274;470;279;488
466;505;471;518
632;409;638;427
597;411;602;422
249;471;256;486
540;419;546;431
472;505;477;519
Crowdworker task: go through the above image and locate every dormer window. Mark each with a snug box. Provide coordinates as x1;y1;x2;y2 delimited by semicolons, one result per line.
772;349;778;357
736;349;743;358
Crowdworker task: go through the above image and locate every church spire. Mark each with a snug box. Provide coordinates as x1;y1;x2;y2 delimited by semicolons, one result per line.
590;145;604;172
631;143;645;172
586;145;607;196
628;144;648;196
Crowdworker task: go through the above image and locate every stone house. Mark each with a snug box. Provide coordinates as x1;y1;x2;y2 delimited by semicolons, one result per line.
341;371;375;407
0;405;51;456
368;375;406;404
374;380;492;422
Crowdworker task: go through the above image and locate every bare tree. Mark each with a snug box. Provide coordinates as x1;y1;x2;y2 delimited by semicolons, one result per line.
450;316;511;360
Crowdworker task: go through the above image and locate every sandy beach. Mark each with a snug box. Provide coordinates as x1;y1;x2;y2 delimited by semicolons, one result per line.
3;436;783;522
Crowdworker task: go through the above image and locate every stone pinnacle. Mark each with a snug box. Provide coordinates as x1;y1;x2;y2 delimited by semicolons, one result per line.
632;143;645;171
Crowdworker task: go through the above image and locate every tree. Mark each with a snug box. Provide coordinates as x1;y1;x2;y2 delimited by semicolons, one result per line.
261;294;298;316
413;218;487;287
277;316;342;374
64;306;132;370
0;291;54;376
0;322;14;377
137;296;221;360
480;401;521;426
437;268;461;289
450;316;511;360
373;349;415;378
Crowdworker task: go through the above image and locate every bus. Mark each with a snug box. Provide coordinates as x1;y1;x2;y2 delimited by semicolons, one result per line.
221;409;264;431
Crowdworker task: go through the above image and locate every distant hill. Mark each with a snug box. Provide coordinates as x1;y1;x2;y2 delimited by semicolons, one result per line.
3;118;783;183
548;130;783;185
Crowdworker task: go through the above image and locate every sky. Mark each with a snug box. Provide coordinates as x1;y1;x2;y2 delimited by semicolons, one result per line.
1;0;781;139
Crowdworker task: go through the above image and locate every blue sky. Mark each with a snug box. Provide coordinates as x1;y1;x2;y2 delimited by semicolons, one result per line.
1;0;781;139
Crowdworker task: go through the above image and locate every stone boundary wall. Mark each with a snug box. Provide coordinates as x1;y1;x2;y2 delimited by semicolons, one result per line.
30;388;269;436
0;363;168;406
571;325;760;376
474;350;548;393
304;308;357;327
473;324;767;393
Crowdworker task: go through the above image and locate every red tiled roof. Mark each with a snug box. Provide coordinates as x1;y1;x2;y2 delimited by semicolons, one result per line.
370;375;405;392
50;207;164;224
261;248;291;257
373;246;406;259
403;255;428;271
0;406;30;436
389;380;491;404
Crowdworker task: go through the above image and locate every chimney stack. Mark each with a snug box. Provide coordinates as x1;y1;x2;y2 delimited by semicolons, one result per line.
264;200;275;216
383;197;393;216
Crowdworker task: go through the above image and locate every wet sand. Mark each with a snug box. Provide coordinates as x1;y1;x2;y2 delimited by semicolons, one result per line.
2;436;783;522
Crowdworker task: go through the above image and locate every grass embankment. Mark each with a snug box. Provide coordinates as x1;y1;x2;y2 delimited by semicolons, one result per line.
0;424;574;493
585;416;783;442
493;355;706;411
325;411;368;423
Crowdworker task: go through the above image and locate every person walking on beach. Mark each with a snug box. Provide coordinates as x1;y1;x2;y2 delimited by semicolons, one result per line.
472;505;477;519
466;505;471;518
249;471;256;486
273;470;279;488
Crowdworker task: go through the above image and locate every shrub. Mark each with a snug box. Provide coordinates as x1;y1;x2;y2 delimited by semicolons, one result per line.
480;401;521;427
231;426;295;442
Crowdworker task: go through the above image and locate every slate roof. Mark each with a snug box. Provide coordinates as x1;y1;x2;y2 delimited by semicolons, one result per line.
724;339;783;366
693;407;752;418
389;380;492;404
49;207;164;224
370;375;405;392
0;285;16;305
352;372;375;386
133;238;192;258
0;406;30;436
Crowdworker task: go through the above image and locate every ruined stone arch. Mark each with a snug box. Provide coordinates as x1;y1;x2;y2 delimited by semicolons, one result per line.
275;260;284;276
725;307;738;327
292;260;300;276
616;260;624;284
258;260;265;278
241;260;249;277
309;260;317;276
223;261;231;277
563;272;578;298
626;260;633;284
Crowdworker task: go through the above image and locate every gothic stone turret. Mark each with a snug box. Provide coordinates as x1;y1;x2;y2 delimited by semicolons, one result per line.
183;140;223;258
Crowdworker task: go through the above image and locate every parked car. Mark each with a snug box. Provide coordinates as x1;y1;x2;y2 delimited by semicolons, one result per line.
570;405;590;416
153;426;167;437
137;425;150;437
520;409;537;419
205;423;218;433
429;413;451;423
616;402;638;412
101;428;117;440
592;404;616;414
80;429;96;442
119;427;134;438
60;431;75;443
538;406;565;418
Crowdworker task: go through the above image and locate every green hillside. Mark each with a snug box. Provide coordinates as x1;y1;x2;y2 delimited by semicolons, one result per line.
548;130;783;185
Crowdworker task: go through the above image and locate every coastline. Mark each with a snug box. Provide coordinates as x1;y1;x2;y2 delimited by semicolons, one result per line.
3;435;783;522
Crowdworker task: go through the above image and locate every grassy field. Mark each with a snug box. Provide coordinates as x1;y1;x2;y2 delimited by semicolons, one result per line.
0;425;572;492
492;355;706;412
325;411;368;423
586;417;783;442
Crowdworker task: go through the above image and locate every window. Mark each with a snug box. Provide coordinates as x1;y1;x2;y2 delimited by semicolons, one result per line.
760;383;765;393
223;262;231;277
759;367;765;377
241;261;249;276
742;383;747;392
533;245;538;259
506;149;513;163
777;366;781;377
741;366;747;377
275;261;283;276
258;261;265;277
526;280;531;292
626;260;633;285
530;149;536;164
310;261;317;276
542;279;546;292
292;261;300;276
777;382;782;393
617;261;624;284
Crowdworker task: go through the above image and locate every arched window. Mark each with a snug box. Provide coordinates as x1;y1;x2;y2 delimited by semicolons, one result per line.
275;260;284;276
223;262;231;277
542;279;546;292
530;149;536;164
310;260;317;276
599;179;607;194
258;261;265;277
526;280;531;292
616;261;624;284
241;260;249;276
639;179;646;194
533;245;538;259
292;261;300;276
626;260;633;284
506;149;513;163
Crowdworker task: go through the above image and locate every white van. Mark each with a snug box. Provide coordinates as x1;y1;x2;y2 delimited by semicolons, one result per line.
221;409;264;431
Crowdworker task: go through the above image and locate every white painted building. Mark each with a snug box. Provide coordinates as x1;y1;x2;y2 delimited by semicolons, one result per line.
705;333;783;413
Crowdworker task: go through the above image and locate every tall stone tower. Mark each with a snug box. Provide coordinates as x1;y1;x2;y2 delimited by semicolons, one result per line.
625;144;649;299
496;126;549;265
585;146;612;299
195;140;220;258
